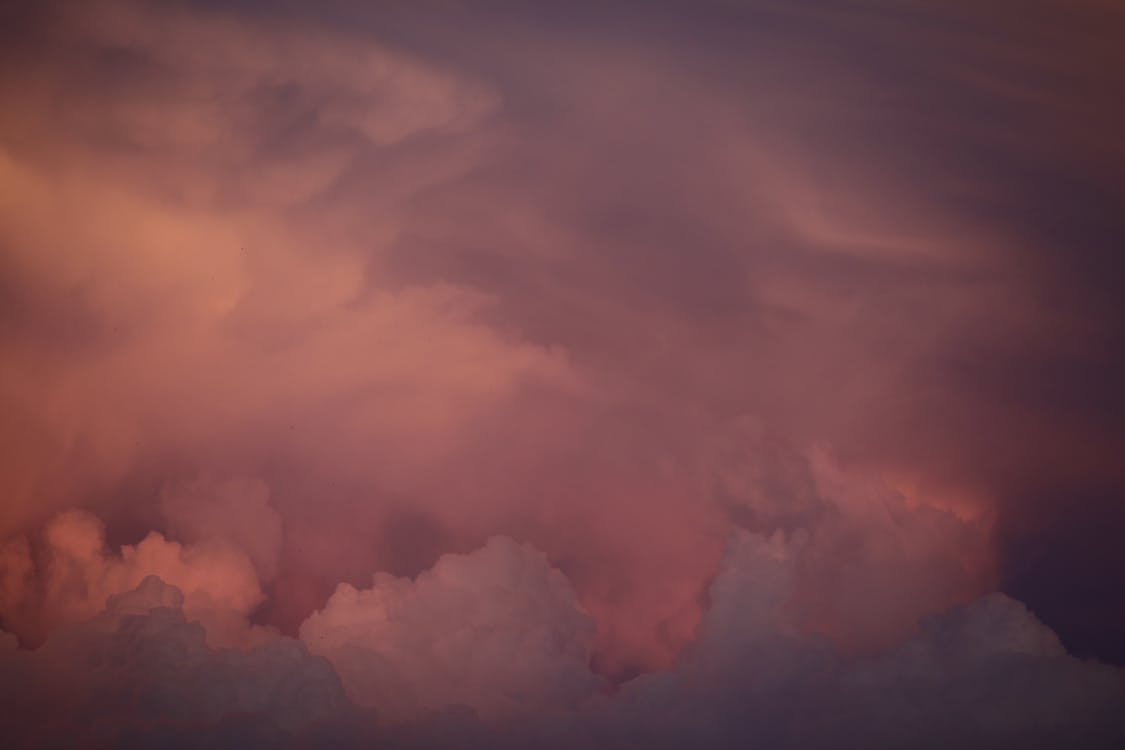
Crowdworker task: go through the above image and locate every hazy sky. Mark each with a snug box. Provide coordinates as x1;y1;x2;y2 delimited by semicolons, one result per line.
2;1;1124;747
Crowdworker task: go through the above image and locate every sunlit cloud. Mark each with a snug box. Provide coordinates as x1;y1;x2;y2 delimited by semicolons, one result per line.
2;0;1124;746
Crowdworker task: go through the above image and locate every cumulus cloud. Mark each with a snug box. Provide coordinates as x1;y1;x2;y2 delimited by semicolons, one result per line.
0;510;267;648
0;576;359;749
706;417;994;652
3;531;1124;749
591;530;1125;750
299;536;601;723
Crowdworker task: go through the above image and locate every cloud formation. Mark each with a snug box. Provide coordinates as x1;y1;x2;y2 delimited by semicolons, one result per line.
2;0;1125;745
299;537;600;722
0;509;267;649
592;530;1125;749
0;576;359;749
3;533;1123;749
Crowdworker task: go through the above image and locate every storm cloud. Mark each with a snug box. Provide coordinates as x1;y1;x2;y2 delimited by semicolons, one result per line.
2;0;1124;746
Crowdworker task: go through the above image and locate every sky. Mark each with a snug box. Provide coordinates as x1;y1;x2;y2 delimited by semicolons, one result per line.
1;0;1124;747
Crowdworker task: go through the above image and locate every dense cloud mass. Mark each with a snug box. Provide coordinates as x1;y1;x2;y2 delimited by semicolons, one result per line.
299;537;601;722
3;537;1123;748
2;0;1125;746
597;531;1125;749
0;576;362;748
1;509;267;649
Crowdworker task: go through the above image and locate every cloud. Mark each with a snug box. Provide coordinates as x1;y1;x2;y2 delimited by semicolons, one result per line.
159;476;283;582
0;0;1025;674
592;530;1125;750
3;531;1124;749
707;418;994;652
299;536;601;723
0;576;360;749
0;0;587;657
9;0;499;206
1;0;1125;744
0;510;267;648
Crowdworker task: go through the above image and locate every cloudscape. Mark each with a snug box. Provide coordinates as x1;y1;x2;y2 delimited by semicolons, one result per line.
2;1;1124;747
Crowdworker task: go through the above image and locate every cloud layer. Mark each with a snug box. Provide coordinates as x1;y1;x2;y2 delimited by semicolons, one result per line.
2;0;1125;745
3;531;1123;748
